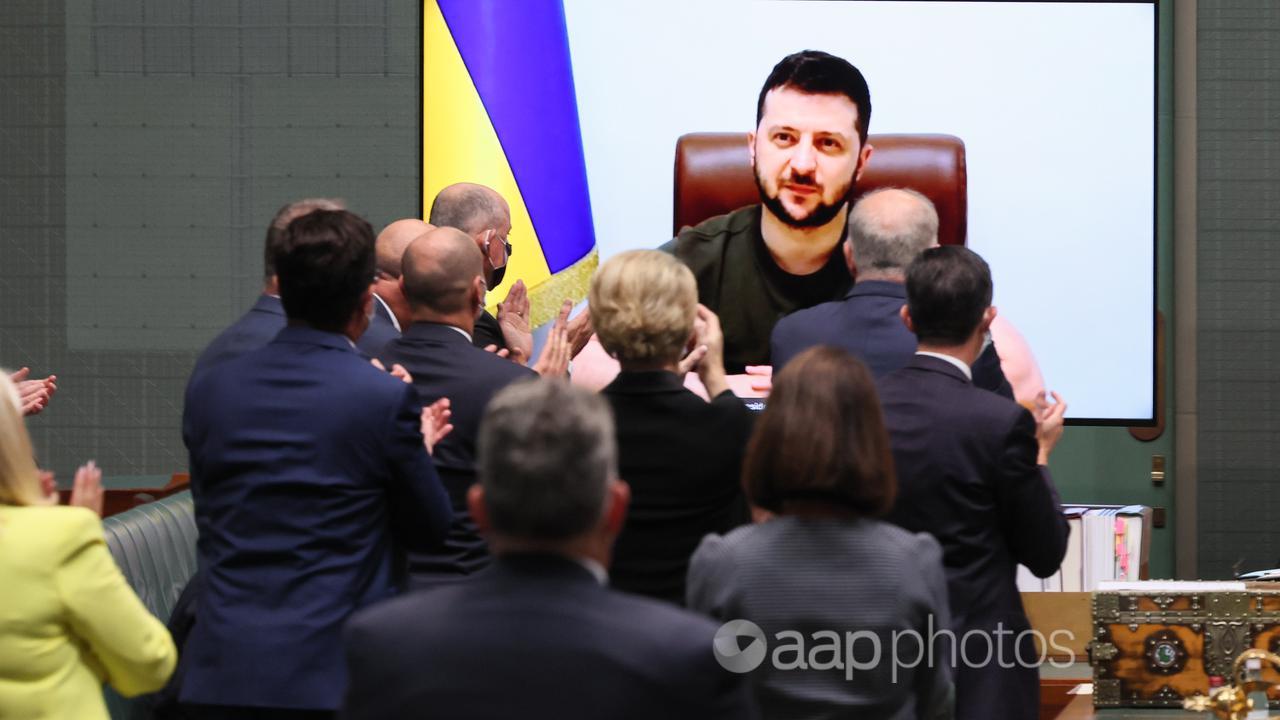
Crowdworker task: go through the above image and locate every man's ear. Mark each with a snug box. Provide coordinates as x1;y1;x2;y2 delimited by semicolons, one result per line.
980;305;997;334
746;130;757;166
854;142;874;183
900;304;916;334
470;277;486;318
843;239;857;276
600;479;630;537
467;485;490;535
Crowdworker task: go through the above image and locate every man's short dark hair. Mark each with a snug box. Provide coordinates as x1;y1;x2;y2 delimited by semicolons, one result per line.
274;209;375;332
478;380;616;541
743;346;895;517
756;50;872;145
263;198;345;280
905;245;993;346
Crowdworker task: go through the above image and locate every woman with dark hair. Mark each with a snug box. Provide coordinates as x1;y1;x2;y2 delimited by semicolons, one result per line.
687;346;953;720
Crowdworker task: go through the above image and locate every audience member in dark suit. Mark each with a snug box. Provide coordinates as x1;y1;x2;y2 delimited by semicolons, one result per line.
192;198;344;377
180;210;454;720
589;250;753;604
771;188;1012;398
343;380;757;720
878;246;1069;720
377;226;551;583
355;218;431;357
428;182;534;361
688;347;954;720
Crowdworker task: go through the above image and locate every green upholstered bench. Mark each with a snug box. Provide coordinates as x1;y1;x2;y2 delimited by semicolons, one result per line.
100;490;197;720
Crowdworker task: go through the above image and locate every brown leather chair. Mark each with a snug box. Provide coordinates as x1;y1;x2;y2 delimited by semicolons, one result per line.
672;133;968;246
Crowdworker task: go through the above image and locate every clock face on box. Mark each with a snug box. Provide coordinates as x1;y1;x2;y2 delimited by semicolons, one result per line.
1144;630;1188;675
1153;643;1177;668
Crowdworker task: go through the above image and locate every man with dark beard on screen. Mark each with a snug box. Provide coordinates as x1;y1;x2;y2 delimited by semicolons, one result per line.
669;50;873;373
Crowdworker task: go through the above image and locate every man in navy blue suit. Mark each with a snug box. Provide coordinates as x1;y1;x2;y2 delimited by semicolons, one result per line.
355;218;432;357
180;209;453;719
377;226;575;584
342;380;757;720
878;245;1069;720
192;197;343;377
770;188;1013;397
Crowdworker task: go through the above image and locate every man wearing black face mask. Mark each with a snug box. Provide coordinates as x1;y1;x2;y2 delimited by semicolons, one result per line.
428;183;533;364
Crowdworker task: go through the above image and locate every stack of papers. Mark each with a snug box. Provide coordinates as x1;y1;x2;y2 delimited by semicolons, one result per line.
1017;506;1151;592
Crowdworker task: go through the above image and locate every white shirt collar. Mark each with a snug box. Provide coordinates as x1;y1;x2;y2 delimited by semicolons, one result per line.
444;325;473;343
915;351;972;380
572;556;609;585
373;294;401;332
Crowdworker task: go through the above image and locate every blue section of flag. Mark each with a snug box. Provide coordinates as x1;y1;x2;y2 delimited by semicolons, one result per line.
438;0;595;273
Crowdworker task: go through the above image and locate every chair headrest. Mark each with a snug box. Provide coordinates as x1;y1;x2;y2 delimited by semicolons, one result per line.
673;133;967;246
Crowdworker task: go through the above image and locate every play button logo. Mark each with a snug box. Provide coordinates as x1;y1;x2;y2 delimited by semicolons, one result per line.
713;619;767;673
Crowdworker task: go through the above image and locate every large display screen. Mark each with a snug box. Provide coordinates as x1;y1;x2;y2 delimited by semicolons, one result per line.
429;0;1158;422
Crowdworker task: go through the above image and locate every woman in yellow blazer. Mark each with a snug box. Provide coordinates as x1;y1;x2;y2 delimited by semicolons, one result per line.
0;372;176;719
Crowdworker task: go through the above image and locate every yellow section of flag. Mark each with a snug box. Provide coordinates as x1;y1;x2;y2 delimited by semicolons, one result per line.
422;0;551;309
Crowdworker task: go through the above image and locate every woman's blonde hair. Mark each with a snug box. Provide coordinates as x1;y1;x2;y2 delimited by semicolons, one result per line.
589;250;697;366
0;372;43;506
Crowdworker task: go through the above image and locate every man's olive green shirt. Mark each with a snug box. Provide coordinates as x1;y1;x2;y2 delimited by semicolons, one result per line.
670;205;852;373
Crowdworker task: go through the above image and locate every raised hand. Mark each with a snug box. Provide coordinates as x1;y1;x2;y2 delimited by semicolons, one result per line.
11;367;57;416
388;363;413;384
690;304;731;398
483;344;511;360
532;300;573;378
419;397;453;456
370;358;414;384
744;365;773;395
38;470;56;504
496;279;532;365
565;308;595;359
68;461;104;517
1032;390;1067;464
676;345;708;376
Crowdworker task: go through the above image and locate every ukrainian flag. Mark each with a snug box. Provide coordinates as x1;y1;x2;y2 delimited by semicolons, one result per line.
424;0;597;326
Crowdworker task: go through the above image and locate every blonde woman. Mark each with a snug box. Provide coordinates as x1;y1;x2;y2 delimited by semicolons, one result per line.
0;372;176;719
590;250;755;605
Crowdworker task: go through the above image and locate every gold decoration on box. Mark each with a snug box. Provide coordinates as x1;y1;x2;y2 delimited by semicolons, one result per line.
1183;648;1280;719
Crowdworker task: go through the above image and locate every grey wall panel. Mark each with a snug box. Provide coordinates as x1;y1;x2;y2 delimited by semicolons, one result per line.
1198;0;1280;576
1;0;421;480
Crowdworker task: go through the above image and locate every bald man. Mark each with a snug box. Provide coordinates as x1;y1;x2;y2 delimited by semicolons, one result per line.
428;183;532;361
377;227;536;584
770;188;1014;398
356;218;433;356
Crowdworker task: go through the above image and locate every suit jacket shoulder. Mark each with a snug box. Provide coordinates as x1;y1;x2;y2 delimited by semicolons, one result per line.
344;556;754;720
191;295;286;378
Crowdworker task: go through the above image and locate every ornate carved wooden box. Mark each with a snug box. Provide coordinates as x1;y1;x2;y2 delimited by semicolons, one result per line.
1090;588;1280;708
